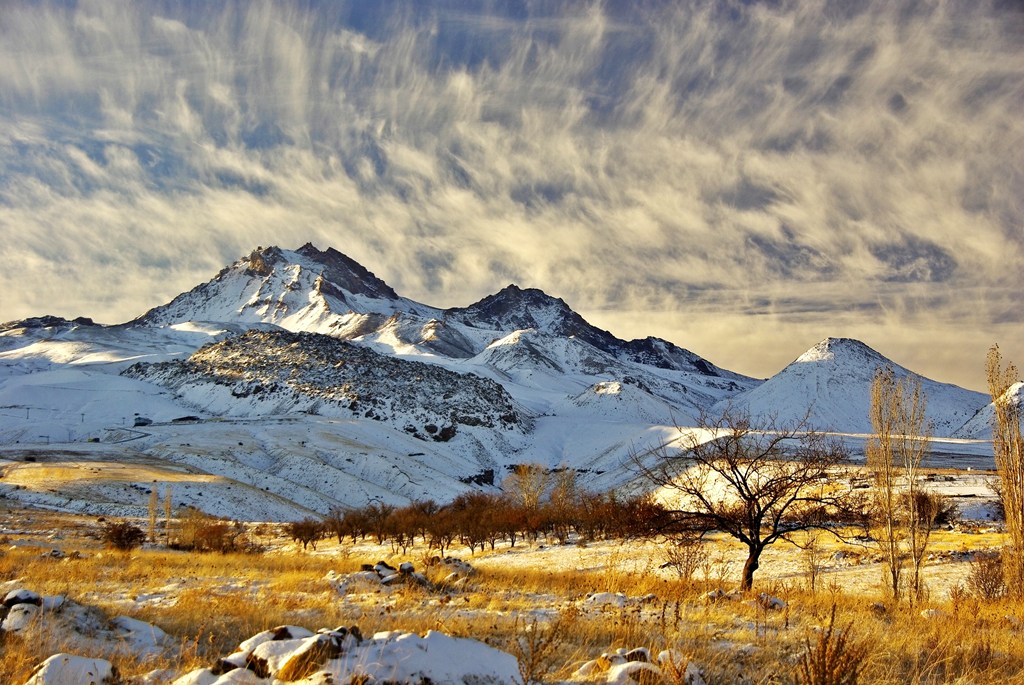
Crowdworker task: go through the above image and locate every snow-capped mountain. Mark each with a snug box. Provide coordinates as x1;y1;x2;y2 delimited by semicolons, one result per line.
955;381;1023;439
134;243;439;336
0;244;999;519
722;337;988;435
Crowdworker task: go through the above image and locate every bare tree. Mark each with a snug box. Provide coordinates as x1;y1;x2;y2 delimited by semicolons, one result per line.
163;484;174;545
285;517;325;551
504;463;550;511
866;369;904;600
987;344;1024;595
641;410;852;592
148;486;159;543
866;367;933;603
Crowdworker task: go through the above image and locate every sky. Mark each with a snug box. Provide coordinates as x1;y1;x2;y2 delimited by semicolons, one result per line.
1;0;1022;392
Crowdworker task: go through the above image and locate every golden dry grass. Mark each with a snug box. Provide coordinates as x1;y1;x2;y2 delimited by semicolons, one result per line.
1;514;1023;684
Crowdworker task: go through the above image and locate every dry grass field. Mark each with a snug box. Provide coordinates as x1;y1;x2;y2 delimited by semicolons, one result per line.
2;501;1024;685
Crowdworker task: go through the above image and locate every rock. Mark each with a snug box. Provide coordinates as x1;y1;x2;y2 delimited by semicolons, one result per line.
3;588;42;607
2;602;40;632
608;661;664;685
399;561;415;575
597;652;627;668
110;616;170;654
24;653;119;685
584;592;628;609
657;650;705;685
173;667;263;684
705;589;734;603
175;627;518;685
276;633;346;681
757;593;787;611
42;595;67;611
237;626;314;653
429;556;475;576
373;560;397;577
625;647;651;662
130;668;178;684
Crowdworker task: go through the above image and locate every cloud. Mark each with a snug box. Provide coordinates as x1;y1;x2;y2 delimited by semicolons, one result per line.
0;0;1022;390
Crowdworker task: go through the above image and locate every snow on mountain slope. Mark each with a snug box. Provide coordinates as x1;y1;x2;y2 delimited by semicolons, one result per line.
357;313;482;359
0;367;192;444
454;328;731;422
723;337;987;435
562;380;681;424
0;414;503;519
954;381;1022;439
0;316;249;443
473;329;620;383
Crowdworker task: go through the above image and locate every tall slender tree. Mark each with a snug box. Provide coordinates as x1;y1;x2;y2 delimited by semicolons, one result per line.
148;485;159;543
866;367;932;603
987;345;1024;596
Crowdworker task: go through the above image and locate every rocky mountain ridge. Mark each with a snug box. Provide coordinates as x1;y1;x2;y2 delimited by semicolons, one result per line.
0;243;999;517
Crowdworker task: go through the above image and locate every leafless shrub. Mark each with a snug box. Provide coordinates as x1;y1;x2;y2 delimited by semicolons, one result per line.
102;520;146;551
794;604;868;685
663;533;704;582
967;550;1007;601
508;611;576;685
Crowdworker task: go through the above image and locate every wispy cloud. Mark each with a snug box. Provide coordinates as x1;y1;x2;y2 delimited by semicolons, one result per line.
1;0;1021;389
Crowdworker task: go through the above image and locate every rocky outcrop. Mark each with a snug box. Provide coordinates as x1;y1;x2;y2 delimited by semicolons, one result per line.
123;330;528;434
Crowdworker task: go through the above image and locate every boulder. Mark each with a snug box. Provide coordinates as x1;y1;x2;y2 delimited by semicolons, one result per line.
577;647;704;685
756;593;787;611
173;627;518;685
110;616;170;654
584;592;628;609
2;602;40;632
24;654;119;685
3;588;42;607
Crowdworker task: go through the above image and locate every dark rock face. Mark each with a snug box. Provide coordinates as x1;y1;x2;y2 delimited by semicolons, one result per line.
123;330;527;433
295;243;400;301
0;315;98;333
245;246;282;276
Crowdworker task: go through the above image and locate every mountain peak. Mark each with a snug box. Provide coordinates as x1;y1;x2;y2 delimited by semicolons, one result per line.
448;284;612;347
294;243;399;301
726;336;987;434
796;337;886;365
132;244;405;328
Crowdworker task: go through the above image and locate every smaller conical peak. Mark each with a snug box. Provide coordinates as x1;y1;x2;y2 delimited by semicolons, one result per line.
796;337;882;364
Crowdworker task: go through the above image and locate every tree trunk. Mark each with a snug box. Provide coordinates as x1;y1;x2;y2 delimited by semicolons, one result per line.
741;548;760;591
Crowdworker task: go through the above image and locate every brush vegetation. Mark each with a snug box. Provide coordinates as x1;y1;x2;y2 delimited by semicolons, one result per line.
2;506;1023;685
